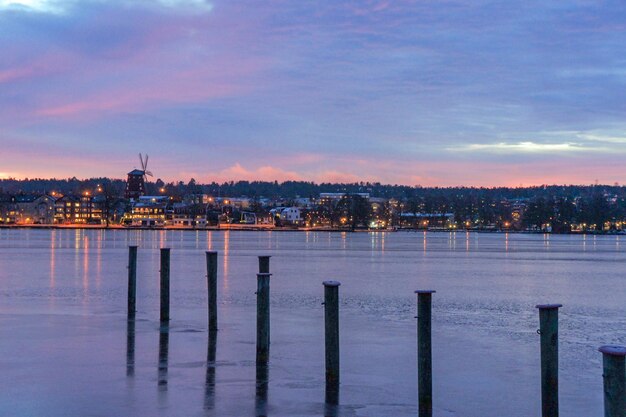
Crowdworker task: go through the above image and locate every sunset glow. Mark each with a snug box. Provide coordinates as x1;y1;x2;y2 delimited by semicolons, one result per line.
1;1;625;186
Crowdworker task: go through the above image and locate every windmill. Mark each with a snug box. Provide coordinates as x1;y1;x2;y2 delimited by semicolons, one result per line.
125;153;154;199
139;153;154;183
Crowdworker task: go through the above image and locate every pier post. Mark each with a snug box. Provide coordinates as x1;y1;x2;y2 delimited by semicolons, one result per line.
255;363;269;416
256;273;272;364
536;304;562;417
598;345;626;417
415;290;435;417
258;255;271;274
127;246;137;320
324;281;341;386
206;251;218;331
160;248;170;323
258;255;271;343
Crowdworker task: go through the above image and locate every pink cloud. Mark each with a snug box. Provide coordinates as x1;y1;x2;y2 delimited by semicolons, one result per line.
0;67;36;83
198;163;302;183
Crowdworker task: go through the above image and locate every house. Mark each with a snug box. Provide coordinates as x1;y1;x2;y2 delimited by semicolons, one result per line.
271;207;302;226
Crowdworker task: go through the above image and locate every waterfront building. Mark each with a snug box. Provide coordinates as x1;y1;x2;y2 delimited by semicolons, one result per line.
270;207;303;225
54;195;80;224
126;196;168;226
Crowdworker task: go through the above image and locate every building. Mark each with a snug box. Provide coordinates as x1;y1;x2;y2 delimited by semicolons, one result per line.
0;195;56;224
125;169;145;200
126;196;168;226
270;207;302;225
54;195;80;224
319;192;370;207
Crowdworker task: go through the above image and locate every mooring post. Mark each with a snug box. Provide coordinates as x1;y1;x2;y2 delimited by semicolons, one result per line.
206;251;218;331
256;272;272;364
258;255;271;344
598;345;626;417
536;304;562;417
255;363;269;416
324;281;341;386
258;255;271;274
415;290;435;417
127;245;138;320
160;248;170;323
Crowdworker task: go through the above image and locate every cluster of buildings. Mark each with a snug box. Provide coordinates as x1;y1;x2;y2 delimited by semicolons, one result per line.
3;168;623;232
0;192;107;225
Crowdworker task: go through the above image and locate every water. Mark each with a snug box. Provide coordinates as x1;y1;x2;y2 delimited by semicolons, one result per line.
0;229;624;416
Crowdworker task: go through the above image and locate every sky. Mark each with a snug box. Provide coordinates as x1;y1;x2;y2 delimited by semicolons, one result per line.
1;0;625;186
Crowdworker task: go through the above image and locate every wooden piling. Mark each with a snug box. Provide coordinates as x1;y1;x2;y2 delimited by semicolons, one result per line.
160;248;170;323
255;363;269;416
256;273;272;364
415;290;435;417
598;345;626;417
206;251;218;331
258;255;271;274
127;246;137;320
536;304;562;417
324;281;341;386
258;256;271;343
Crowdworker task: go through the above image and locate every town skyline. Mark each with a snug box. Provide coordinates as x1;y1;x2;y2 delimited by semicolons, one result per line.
2;1;626;186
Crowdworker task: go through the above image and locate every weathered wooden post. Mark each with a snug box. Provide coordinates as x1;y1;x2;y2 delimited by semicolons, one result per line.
598;345;626;417
324;281;341;386
256;272;272;364
258;255;271;274
415;290;435;417
258;255;271;343
206;251;218;331
160;248;170;323
127;245;137;320
325;379;340;417
536;304;562;417
255;363;269;416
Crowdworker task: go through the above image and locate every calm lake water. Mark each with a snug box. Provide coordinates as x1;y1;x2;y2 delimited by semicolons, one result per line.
0;229;624;416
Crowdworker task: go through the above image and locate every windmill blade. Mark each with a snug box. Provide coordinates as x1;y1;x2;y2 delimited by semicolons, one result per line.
145;171;154;177
138;153;145;171
144;154;149;169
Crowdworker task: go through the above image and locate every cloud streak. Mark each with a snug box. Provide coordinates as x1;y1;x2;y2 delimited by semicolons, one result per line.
1;0;626;185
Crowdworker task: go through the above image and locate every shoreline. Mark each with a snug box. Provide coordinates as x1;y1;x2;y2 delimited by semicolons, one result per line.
0;223;622;235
